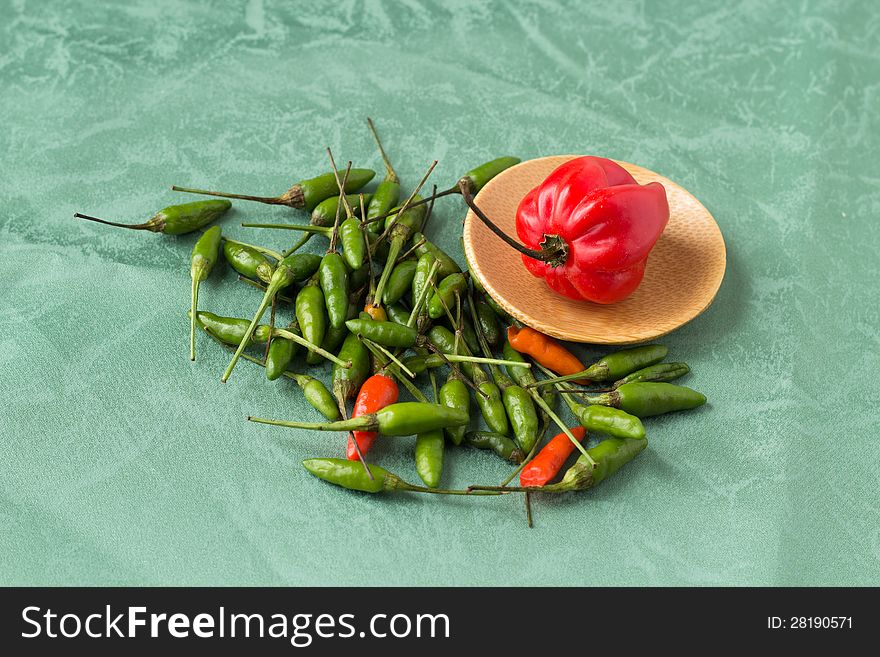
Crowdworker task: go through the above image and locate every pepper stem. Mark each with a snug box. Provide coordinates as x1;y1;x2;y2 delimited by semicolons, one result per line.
363;339;415;378
366;117;399;183
528;386;596;467
420;185;437;233
190;277;199;361
171;185;282;205
372;235;404;310
397;236;427;264
242;223;329;234
440;354;530;368
467;484;562;494
526;369;598;388
222;279;281;383
377;160;437;244
236;276;294;303
324;151;352;253
248;414;374;432
458;182;569;266
421;344;488;400
73;213;153;231
272;329;351;369
363;341;427;403
282;232;313;258
393;480;505;496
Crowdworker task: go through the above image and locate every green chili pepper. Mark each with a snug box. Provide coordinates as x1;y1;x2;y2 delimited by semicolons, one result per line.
297;276;327;366
560;390;645;439
251;402;468;436
319;252;350;330
415;429;445;488
332;331;371;415
286;253;323;282
190;311;271;346
311;193;373;227
339;217;366;270
382;259;418;306
304;458;396;493
502;385;539;453
458;156;521;194
223;240;274;284
453;315;480;355
473;298;501;347
265;320;300;381
584;382;706;417
532;345;670;387
365;118;401;236
172;169;375;211
74;200;231;236
302;458;488;496
372;199;426;308
346;319;418;348
428;273;467;319
291;373;340;421
476;380;509;436
465;431;524;464
439;375;470;446
189;225;222;361
613;362;690;388
411;233;461;278
402;354;433;375
472;437;647;494
551;437;643;492
410;252;436;326
385;302;410;327
228;248;318;286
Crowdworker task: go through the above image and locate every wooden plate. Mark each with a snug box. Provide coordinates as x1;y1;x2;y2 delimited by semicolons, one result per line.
462;155;726;345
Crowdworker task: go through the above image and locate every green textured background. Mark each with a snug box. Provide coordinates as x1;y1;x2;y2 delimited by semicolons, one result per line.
2;0;878;586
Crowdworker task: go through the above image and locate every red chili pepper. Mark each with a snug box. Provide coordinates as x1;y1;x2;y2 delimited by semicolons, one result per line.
519;426;587;488
460;156;668;304
346;373;399;460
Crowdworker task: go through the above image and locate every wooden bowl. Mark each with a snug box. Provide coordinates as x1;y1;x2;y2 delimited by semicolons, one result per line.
462;155;726;344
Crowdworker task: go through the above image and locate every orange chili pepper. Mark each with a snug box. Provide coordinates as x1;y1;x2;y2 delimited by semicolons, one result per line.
363;303;387;321
520;426;587;488
507;326;588;384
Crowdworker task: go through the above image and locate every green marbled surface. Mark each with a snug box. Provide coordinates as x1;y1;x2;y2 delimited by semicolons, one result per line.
2;0;878;585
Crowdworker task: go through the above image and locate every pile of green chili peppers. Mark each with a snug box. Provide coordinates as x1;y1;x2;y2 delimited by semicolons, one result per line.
75;119;709;525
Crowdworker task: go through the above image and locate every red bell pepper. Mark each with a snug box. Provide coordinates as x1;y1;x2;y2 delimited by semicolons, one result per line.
461;156;669;304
